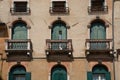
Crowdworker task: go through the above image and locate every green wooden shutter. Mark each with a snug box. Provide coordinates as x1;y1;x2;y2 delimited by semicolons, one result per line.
52;25;60;40
87;72;92;80
52;23;67;40
98;24;106;49
12;23;27;40
52;25;60;49
9;72;13;80
105;72;111;80
12;22;27;49
51;23;67;50
60;25;67;40
26;72;31;80
60;25;67;49
90;24;98;39
90;23;106;49
97;24;106;39
52;70;67;80
52;67;67;80
90;24;99;49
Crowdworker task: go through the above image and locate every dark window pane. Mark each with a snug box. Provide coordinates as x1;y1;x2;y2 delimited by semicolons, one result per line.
14;74;25;80
14;2;27;12
53;1;66;8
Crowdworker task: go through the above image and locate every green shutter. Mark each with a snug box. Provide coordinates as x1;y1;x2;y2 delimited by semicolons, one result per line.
60;25;67;40
51;25;59;49
26;72;31;80
12;22;27;49
90;23;106;49
106;72;111;80
52;67;67;80
12;23;27;40
98;24;106;49
52;23;67;40
60;25;67;49
9;72;13;80
51;23;67;50
87;72;92;80
52;25;60;40
97;24;106;39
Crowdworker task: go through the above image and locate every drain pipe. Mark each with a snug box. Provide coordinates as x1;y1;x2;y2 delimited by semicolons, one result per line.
112;0;116;80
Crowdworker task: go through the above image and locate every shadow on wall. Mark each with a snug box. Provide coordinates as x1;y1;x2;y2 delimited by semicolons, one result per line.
0;23;8;37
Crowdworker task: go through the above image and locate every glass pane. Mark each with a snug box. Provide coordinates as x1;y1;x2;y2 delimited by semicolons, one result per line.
53;1;66;7
14;75;25;80
91;0;104;6
93;74;106;80
14;2;27;12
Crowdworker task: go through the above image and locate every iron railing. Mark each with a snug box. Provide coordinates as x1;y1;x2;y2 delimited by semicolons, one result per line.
49;7;69;14
88;6;108;13
5;39;32;52
10;7;31;15
86;39;113;51
46;39;72;52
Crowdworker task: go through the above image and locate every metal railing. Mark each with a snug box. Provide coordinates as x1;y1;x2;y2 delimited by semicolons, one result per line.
46;39;72;51
86;39;113;51
5;39;32;52
88;6;108;13
10;7;31;15
49;7;69;14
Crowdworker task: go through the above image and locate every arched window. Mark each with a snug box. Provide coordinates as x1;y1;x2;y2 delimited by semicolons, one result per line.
9;65;31;80
87;64;111;80
11;21;28;49
12;21;27;40
51;21;67;50
90;20;106;40
52;21;67;40
51;65;67;80
90;20;106;49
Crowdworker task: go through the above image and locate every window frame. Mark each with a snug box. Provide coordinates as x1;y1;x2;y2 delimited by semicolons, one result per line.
10;0;30;15
50;0;69;14
88;0;108;13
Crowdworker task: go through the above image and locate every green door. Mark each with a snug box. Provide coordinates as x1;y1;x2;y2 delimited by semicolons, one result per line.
51;22;67;50
12;22;27;49
90;23;106;49
51;66;67;80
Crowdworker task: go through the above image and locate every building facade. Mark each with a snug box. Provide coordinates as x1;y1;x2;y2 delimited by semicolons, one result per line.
0;0;119;80
114;0;120;80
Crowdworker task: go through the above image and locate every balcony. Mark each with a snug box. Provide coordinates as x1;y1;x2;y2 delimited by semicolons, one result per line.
49;7;69;14
86;39;113;53
10;7;31;15
5;39;32;61
46;39;73;61
85;39;113;60
88;6;108;14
